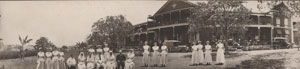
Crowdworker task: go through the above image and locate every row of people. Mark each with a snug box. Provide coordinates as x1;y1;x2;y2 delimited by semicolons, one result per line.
142;42;168;67
36;50;66;69
191;40;225;66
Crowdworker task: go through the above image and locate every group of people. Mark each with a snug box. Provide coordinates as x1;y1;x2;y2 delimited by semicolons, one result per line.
190;40;225;66
36;49;67;69
36;43;136;69
142;42;168;67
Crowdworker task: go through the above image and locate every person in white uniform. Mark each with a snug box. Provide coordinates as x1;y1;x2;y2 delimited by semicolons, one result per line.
197;41;205;65
87;49;96;69
96;47;105;69
58;51;66;69
190;42;198;66
160;42;168;67
106;51;116;69
78;52;87;69
37;51;45;69
45;51;53;69
216;40;225;65
103;43;110;60
125;49;135;69
52;50;60;69
204;41;212;65
66;54;76;69
152;42;160;67
142;41;150;67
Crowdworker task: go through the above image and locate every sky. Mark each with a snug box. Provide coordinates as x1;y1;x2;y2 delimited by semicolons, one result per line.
0;1;298;47
0;1;166;47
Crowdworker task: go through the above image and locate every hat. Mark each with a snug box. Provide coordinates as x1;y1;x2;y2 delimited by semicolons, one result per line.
52;51;59;56
96;48;103;53
88;49;95;53
46;52;52;57
109;50;113;53
38;52;45;57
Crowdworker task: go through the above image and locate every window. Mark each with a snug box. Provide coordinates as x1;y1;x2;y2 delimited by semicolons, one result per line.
276;18;280;27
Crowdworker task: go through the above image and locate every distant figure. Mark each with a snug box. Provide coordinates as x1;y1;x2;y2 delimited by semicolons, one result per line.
142;41;150;67
190;42;198;66
197;41;205;65
58;51;66;69
103;43;110;60
52;50;60;69
78;52;87;69
45;51;53;69
106;51;116;69
152;42;160;67
116;50;126;69
36;51;45;69
66;54;76;69
204;41;212;65
125;49;135;69
216;40;225;65
87;49;96;69
160;42;168;67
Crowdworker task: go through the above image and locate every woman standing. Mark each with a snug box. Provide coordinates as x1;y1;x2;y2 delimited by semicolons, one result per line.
78;52;87;69
96;48;105;69
125;50;135;69
66;54;76;69
197;41;205;65
58;51;66;69
87;49;96;69
160;42;168;67
103;43;110;60
142;41;150;67
152;42;160;67
190;42;198;66
37;51;45;69
52;51;60;69
204;41;212;65
45;51;53;69
106;51;116;69
216;40;225;65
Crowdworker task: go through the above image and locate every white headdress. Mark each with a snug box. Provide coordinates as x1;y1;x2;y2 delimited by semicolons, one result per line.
59;51;64;56
38;52;45;57
46;52;52;57
52;51;59;56
96;48;103;53
88;49;95;53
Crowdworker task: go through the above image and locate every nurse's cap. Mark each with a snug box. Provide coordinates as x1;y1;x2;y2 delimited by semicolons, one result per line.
52;51;59;56
59;52;64;56
38;52;45;57
97;48;103;52
88;49;95;53
46;52;52;57
109;50;113;53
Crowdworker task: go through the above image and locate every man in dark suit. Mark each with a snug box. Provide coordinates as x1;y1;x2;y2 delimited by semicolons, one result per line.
116;50;126;69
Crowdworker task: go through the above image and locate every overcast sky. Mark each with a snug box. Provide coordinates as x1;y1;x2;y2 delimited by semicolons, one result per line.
0;1;166;47
0;1;298;47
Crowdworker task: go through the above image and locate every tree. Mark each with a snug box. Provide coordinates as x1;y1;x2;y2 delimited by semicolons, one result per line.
18;35;33;60
257;0;300;18
188;0;252;54
34;37;55;51
76;42;88;50
87;15;133;48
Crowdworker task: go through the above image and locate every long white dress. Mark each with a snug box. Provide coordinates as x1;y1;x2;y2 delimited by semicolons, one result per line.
78;52;86;69
142;45;150;65
160;45;168;65
87;54;95;69
103;47;110;60
125;53;135;69
78;62;87;69
205;44;212;64
152;46;160;65
45;52;53;69
191;45;198;64
216;43;225;64
52;51;60;69
106;55;116;69
37;52;45;69
197;44;205;64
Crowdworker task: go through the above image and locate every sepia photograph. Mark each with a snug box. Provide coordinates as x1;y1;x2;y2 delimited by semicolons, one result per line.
0;0;300;69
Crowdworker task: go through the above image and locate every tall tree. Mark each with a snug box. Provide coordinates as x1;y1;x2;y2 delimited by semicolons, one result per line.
87;15;133;48
34;37;55;51
189;0;252;53
18;35;33;60
257;0;300;18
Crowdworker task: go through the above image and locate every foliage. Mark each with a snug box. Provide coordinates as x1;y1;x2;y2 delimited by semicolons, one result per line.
0;49;36;60
189;1;252;43
75;42;88;50
87;15;133;48
18;35;33;50
34;37;55;51
257;0;300;17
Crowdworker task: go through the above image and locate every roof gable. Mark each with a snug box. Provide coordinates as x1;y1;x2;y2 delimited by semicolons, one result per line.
154;0;196;16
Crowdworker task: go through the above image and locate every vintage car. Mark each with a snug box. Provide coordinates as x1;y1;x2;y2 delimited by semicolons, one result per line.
165;40;190;52
273;37;291;49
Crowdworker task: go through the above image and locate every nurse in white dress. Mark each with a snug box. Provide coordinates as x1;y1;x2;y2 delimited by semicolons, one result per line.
103;43;110;60
190;42;198;66
125;50;135;69
142;41;150;67
216;40;225;65
152;42;160;67
204;41;212;65
87;49;96;69
96;48;105;69
106;51;116;69
37;51;45;69
58;51;66;69
78;52;87;69
45;52;53;69
197;41;205;65
160;42;168;67
52;51;60;69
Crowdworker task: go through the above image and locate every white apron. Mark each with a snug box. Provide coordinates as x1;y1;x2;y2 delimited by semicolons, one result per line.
205;45;212;64
197;44;205;64
106;55;116;69
191;45;198;64
142;45;150;65
152;46;160;65
160;46;168;65
216;43;225;64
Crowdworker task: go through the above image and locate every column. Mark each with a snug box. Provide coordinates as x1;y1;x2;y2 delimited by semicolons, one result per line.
258;27;261;41
179;10;181;23
271;27;273;46
257;15;260;24
173;26;175;40
290;17;294;43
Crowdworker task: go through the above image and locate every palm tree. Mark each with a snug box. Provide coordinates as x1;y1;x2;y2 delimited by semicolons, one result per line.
18;35;32;60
